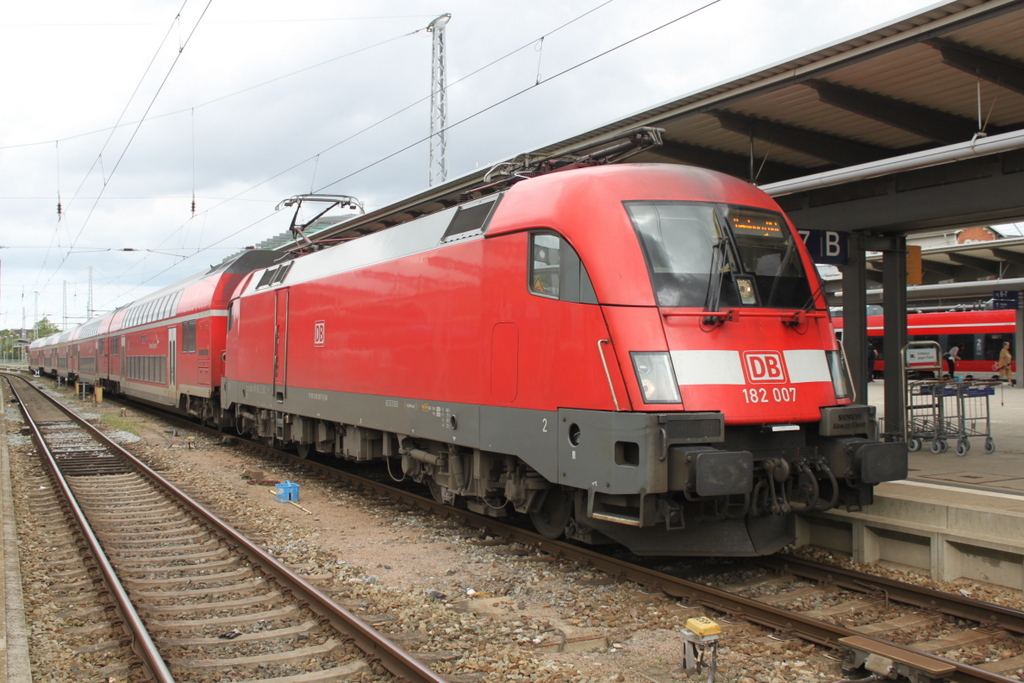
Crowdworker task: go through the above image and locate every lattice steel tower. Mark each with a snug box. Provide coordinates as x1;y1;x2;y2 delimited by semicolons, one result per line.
427;14;451;187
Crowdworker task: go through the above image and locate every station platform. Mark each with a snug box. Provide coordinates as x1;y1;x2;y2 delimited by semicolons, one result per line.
0;378;32;682
806;380;1024;589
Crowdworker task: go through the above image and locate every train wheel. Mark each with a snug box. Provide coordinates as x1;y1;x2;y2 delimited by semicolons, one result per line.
985;437;996;454
908;438;922;452
530;487;574;540
427;479;446;504
296;443;311;459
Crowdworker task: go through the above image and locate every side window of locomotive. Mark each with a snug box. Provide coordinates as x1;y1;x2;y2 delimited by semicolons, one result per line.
530;234;561;298
528;232;596;304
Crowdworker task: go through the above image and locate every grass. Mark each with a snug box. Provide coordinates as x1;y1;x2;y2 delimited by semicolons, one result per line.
101;414;140;436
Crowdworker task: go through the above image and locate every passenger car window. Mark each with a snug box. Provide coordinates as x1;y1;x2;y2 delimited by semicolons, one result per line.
528;232;597;304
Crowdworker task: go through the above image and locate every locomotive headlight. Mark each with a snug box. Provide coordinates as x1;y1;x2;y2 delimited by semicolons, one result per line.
735;276;757;305
826;348;854;401
631;352;682;404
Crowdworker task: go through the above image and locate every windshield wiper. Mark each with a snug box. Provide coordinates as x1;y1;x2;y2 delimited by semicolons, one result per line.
703;237;728;325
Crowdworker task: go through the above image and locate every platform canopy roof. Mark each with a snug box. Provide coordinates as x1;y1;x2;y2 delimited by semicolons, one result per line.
281;0;1024;251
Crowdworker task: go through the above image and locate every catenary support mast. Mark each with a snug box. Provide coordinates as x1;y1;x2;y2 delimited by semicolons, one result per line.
427;14;451;187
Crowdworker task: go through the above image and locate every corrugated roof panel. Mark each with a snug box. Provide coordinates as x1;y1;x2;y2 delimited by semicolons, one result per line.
658;112;834;168
725;85;937;149
944;5;1024;55
826;41;1024;128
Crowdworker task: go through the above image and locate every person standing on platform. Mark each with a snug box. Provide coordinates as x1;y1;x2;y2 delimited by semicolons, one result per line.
945;343;962;378
867;342;877;382
999;341;1015;386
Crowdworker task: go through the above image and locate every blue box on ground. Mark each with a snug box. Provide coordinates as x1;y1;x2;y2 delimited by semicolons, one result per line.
275;481;300;502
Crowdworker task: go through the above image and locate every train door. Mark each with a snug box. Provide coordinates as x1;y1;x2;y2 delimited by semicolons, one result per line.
273;289;289;402
168;326;177;401
197;318;212;387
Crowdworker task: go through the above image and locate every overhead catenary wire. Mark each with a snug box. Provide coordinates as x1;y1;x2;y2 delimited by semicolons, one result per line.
30;19;442;300
108;0;724;309
39;0;215;296
32;0;196;288
11;0;616;285
63;0;215;255
144;0;621;256
315;0;724;194
30;0;721;321
0;27;430;152
191;107;197;217
104;0;627;295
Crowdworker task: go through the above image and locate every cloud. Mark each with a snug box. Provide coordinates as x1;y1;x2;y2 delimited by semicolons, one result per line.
0;0;936;328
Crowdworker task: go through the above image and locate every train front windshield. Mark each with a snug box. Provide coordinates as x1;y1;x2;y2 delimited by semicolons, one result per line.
625;201;813;309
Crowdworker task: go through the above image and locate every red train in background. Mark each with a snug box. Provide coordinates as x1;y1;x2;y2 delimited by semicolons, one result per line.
30;163;907;557
30;250;279;412
834;309;1016;377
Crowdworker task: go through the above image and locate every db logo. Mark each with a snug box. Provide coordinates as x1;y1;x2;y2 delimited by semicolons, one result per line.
742;351;788;383
313;321;326;347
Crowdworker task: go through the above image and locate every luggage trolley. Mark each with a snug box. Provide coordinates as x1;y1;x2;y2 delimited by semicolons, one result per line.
950;380;997;456
902;341;957;454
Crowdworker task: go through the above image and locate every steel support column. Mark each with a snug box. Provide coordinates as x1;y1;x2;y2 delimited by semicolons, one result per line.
880;236;908;440
1016;306;1023;388
842;233;869;405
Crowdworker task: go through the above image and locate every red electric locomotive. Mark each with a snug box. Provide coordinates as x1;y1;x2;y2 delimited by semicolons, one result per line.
222;163;907;556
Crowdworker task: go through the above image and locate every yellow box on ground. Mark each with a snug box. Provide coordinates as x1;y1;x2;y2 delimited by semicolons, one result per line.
685;616;721;636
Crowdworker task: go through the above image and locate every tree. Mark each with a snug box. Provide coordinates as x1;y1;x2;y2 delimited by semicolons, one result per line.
35;317;60;339
0;330;16;357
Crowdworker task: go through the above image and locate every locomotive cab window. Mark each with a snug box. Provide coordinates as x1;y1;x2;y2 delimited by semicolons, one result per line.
625;201;812;309
528;232;596;304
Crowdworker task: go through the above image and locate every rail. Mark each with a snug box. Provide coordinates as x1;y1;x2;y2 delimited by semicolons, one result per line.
6;377;174;682
4;373;449;683
36;375;1024;683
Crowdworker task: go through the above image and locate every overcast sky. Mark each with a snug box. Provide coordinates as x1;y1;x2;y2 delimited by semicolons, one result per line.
0;0;945;331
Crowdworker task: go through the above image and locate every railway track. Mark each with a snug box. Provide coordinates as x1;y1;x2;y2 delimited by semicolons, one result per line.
4;373;447;683
14;373;1024;682
85;381;1024;683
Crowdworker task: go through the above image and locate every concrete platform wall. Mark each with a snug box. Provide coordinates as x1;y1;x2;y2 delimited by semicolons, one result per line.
798;481;1024;589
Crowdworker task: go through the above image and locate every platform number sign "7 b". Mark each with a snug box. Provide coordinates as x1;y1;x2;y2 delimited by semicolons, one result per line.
798;229;848;266
313;321;326;347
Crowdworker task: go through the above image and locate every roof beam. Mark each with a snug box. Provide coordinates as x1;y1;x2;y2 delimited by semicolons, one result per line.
990;247;1024;267
712;111;891;166
650;140;814;184
808;80;986;144
922;259;958;278
928;38;1024;96
947;252;1000;275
